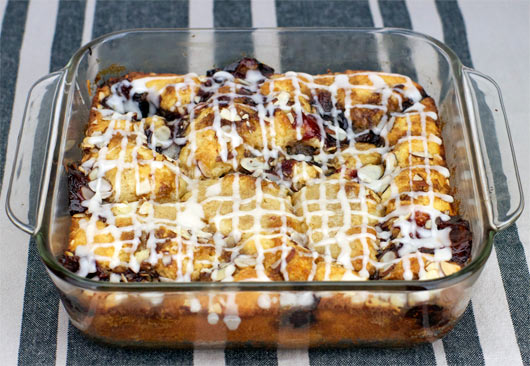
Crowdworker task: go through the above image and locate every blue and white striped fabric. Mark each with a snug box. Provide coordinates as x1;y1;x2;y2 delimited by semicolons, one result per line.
0;1;528;365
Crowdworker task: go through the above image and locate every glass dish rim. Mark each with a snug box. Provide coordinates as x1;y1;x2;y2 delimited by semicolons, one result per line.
38;27;495;293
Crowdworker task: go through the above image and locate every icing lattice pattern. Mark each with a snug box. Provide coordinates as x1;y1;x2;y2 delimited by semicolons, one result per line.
63;58;472;283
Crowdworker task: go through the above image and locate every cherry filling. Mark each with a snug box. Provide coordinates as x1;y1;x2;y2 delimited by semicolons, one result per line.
156;105;183;122
437;216;473;265
301;113;321;140
206;57;274;80
280;159;296;178
281;295;320;328
377;214;472;265
413;212;431;227
132;92;150;118
86;264;160;282
286;143;317;157
119;83;132;99
59;253;80;273
405;304;449;328
355;130;385;147
58;252;161;281
316;90;333;113
67;165;90;215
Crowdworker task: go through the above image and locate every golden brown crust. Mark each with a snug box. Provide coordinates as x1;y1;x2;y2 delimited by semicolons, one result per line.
64;286;465;347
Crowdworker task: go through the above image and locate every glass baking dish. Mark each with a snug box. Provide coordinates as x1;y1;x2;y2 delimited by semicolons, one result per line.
6;28;523;347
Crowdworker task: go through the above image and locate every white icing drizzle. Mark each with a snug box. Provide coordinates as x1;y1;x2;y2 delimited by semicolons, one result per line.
68;63;468;328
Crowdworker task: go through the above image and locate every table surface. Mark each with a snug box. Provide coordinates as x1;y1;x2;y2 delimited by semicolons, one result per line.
0;0;528;365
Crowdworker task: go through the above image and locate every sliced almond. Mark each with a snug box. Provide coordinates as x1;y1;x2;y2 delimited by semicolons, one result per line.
384;152;397;173
138;201;153;215
358;164;384;184
211;264;236;281
80;158;95;172
88;178;112;195
177;227;192;240
88;168;99;181
196;230;213;243
99;178;112;193
81;186;95;200
328;126;348;141
413;174;423;181
367;174;392;194
100;191;112;199
441;261;461;276
154;125;171;142
196;230;213;239
241;157;267;173
163;144;181;160
424;220;432;229
234;255;257;268
423;268;440;280
411;151;433;159
380;251;396;263
87;180;98;192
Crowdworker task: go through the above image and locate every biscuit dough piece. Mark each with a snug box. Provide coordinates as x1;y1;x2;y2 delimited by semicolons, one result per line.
196;174;303;241
292;176;382;278
94;72;201;118
81;139;186;203
68;201;214;280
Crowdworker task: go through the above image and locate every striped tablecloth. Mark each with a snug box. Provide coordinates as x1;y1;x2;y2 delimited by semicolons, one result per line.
1;1;528;365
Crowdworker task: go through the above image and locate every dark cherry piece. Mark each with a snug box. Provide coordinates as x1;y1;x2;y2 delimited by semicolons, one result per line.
280;159;296;178
156;106;182;122
119;83;132;99
301;113;321;140
401;99;414;111
414;212;430;227
316;90;333;113
59;254;80;273
405;304;449;328
132;92;150;118
437;216;473;265
207;57;274;80
354;130;385;147
286;143;317;157
67;164;89;215
281;296;320;328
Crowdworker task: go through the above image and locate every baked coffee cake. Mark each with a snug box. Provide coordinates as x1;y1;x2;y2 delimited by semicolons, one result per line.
62;57;472;284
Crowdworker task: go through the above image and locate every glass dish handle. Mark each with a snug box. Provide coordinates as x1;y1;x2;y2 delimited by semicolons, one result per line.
463;67;524;232
6;71;65;235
